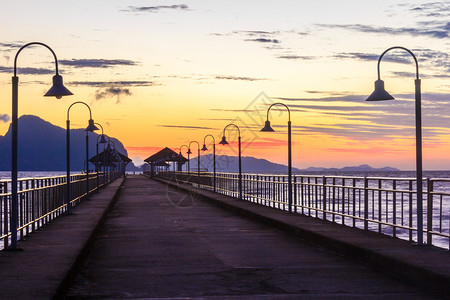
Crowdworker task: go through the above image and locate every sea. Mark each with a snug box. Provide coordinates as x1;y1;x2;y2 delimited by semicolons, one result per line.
1;170;448;249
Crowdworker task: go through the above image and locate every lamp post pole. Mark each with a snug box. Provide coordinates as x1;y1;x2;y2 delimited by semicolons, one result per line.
9;42;72;250
219;124;242;200
180;145;191;175
202;134;216;192
66;102;99;213
261;103;292;212
366;46;424;244
189;141;201;180
94;123;107;191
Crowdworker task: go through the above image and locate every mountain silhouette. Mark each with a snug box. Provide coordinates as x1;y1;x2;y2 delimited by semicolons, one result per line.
188;154;302;173
0;115;128;171
188;155;399;173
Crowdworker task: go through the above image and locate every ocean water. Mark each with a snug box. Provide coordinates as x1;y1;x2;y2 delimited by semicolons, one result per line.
2;170;449;249
0;171;78;180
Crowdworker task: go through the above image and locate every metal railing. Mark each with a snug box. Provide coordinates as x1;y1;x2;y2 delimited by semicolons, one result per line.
0;171;121;250
152;171;449;249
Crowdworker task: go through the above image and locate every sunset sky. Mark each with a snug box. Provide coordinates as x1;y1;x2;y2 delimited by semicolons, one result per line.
0;1;449;170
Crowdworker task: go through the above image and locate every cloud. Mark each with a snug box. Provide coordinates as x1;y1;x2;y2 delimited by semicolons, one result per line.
277;55;315;60
59;58;138;68
274;95;366;103
269;92;450;141
168;74;270;82
95;87;132;103
0;42;23;50
70;80;155;87
244;38;280;44
332;52;413;64
317;23;448;39
0;66;55;75
0;114;10;123
124;4;189;13
214;75;269;81
407;2;450;18
158;125;214;130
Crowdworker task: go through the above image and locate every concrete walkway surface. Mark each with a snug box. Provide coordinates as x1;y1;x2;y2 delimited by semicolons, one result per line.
66;176;447;299
0;177;124;299
156;176;450;297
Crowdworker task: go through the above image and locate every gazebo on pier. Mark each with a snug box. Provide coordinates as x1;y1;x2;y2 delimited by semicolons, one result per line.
89;148;132;172
144;147;187;176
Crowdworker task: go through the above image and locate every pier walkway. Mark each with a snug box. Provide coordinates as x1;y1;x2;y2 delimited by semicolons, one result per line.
0;175;448;299
65;175;446;299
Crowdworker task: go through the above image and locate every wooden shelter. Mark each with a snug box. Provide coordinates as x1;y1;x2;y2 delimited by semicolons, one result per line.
144;147;187;175
89;149;132;167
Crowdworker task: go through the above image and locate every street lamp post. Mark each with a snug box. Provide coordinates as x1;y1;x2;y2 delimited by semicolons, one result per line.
189;141;201;179
366;46;424;244
219;124;242;200
201;134;216;192
95;123;108;191
180;144;190;175
261;103;293;212
9;42;72;250
66;102;99;213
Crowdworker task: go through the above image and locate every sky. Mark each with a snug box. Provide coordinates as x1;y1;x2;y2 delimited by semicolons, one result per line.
0;0;449;170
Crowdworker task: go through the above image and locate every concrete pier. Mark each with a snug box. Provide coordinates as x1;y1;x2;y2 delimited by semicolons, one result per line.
66;175;445;299
0;175;447;299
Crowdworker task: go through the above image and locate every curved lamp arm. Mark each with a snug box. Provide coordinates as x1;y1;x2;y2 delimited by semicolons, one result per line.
203;134;215;145
266;102;291;122
223;123;240;137
94;122;104;134
377;46;419;80
14;42;59;76
67;101;93;120
179;144;189;153
189;141;200;150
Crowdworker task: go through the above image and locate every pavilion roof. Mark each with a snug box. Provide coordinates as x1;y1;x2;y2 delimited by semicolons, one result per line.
89;149;132;166
144;147;187;164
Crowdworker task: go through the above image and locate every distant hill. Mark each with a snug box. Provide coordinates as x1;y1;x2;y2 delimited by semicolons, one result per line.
303;164;400;172
0;115;129;171
189;154;302;173
188;155;399;173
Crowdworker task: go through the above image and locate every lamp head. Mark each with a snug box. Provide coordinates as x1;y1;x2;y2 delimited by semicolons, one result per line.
44;74;73;98
218;136;229;145
366;80;395;101
99;134;108;144
201;144;208;151
187;148;192;155
85;119;100;132
261;120;275;132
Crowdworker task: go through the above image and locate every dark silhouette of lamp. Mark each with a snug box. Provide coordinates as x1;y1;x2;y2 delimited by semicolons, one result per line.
9;42;73;251
66;101;99;214
202;134;216;192
366;80;395;101
365;46;424;245
219;124;242;199
261;102;293;212
219;136;229;145
44;74;73;99
261;120;275;132
95;123;108;191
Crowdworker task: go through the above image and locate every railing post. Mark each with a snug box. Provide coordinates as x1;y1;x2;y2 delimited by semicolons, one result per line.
393;180;397;238
426;178;433;246
322;176;326;220
364;177;368;231
293;176;297;213
3;181;8;249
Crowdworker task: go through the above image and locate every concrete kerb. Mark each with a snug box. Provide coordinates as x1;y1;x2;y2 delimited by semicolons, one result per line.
148;175;449;297
54;177;125;300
